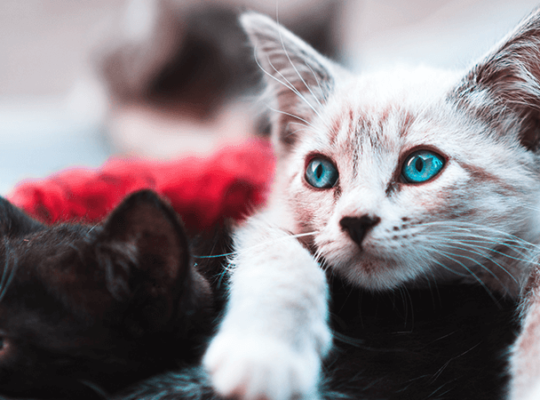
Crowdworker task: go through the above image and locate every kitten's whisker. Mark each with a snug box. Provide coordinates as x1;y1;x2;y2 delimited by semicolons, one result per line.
209;230;321;288
288;121;311;130
288;121;315;134
216;261;234;289
267;106;316;130
273;10;333;133
266;56;327;125
193;252;235;259
86;224;98;235
193;231;320;259
430;235;537;267
285;123;320;140
304;62;325;101
288;127;312;138
313;247;328;270
422;256;469;278
427;227;531;244
439;251;504;304
253;49;323;123
0;242;9;303
420;221;540;249
433;243;517;285
436;251;500;304
254;30;332;134
428;233;540;265
426;268;442;308
68;243;87;264
79;380;111;400
253;51;297;93
0;253;17;304
275;14;323;111
419;223;540;255
430;235;534;255
398;285;414;326
520;205;540;212
431;235;530;265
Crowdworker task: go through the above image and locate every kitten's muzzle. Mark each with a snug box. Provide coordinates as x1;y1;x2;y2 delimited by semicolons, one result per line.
340;215;381;247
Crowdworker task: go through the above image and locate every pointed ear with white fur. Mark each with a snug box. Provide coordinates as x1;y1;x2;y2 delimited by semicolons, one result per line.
240;12;338;151
456;7;540;151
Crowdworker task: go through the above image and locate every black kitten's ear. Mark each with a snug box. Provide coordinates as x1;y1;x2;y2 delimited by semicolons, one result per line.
97;190;191;334
240;12;340;152
0;197;44;237
456;7;540;151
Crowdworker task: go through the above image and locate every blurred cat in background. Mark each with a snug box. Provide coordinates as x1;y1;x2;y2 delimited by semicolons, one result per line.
94;0;342;158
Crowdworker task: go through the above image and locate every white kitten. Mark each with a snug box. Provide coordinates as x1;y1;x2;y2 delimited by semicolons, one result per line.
204;9;540;400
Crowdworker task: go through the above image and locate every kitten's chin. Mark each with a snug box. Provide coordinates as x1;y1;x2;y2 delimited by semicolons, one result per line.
328;254;421;291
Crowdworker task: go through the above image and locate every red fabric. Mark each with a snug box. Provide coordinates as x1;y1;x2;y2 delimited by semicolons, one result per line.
7;140;275;231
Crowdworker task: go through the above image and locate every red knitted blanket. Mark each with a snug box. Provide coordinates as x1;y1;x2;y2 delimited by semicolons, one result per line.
7;140;274;230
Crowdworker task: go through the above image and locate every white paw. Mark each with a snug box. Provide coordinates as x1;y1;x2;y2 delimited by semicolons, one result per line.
203;333;321;400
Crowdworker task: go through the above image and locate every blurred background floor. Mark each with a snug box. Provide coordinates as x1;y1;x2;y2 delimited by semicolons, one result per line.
0;0;538;194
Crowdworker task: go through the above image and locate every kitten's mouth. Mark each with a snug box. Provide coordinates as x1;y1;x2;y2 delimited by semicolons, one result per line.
354;258;380;275
326;251;410;290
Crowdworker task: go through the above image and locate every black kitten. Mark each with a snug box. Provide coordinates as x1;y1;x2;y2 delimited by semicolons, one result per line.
0;191;213;399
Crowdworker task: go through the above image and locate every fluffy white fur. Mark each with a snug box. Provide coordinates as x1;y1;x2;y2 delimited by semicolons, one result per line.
510;264;540;399
203;208;329;400
204;9;540;400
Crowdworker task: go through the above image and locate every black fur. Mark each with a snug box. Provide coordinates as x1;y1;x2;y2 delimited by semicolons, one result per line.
322;278;518;400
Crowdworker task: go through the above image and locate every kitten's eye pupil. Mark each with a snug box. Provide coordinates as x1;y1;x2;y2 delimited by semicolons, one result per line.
315;165;323;179
402;150;444;184
305;158;339;189
415;157;423;172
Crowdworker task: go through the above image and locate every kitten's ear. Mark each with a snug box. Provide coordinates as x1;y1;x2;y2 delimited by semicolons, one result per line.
97;190;192;335
457;8;540;151
0;197;44;237
240;12;338;150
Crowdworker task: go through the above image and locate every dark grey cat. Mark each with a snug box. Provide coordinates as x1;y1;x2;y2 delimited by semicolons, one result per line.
0;190;212;399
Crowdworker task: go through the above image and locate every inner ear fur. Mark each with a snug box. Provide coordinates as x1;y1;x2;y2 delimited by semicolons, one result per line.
97;190;192;335
240;12;339;152
457;7;540;151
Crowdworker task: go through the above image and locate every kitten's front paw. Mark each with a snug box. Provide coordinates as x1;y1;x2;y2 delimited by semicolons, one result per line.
203;334;320;400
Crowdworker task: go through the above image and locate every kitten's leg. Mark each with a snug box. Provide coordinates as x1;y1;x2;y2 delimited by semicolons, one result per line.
203;213;331;400
509;265;540;399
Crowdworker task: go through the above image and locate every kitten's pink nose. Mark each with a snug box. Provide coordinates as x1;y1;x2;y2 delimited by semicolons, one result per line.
340;215;380;247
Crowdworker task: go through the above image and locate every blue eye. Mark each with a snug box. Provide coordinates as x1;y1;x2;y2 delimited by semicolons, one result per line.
305;158;338;189
402;150;444;183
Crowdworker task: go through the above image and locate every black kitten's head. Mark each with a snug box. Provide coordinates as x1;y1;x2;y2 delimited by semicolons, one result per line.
0;190;213;399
